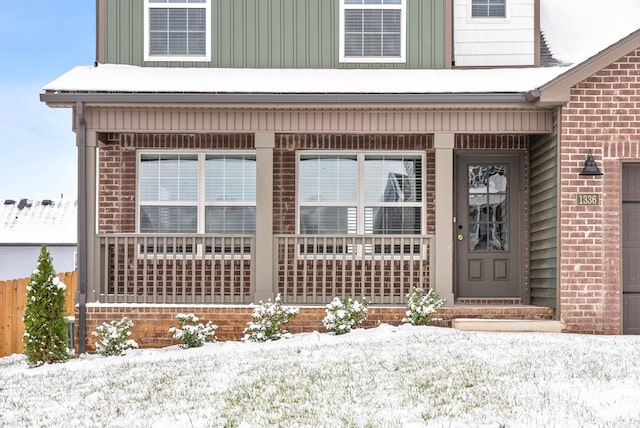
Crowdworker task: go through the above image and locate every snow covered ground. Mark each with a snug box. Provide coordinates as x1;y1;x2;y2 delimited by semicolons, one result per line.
2;324;640;427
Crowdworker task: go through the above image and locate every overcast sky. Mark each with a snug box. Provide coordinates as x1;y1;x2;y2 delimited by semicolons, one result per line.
0;1;94;200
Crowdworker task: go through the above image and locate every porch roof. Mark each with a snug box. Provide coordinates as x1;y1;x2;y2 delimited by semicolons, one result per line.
41;65;570;105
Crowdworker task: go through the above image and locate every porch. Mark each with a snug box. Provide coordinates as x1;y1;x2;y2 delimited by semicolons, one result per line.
90;232;555;347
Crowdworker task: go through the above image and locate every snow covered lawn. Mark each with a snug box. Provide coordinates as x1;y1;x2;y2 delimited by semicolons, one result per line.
1;324;640;427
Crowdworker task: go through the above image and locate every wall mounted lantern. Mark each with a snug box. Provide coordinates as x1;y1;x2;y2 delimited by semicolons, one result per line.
579;150;603;176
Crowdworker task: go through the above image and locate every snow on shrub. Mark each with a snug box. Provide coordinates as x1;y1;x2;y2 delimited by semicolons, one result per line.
402;288;445;326
23;244;72;366
323;296;369;335
169;313;218;349
243;294;299;342
92;317;138;357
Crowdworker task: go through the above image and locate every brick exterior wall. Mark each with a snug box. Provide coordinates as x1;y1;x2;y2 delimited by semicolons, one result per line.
80;303;553;352
559;48;640;334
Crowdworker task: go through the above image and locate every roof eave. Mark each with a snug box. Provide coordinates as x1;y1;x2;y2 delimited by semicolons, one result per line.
40;91;539;106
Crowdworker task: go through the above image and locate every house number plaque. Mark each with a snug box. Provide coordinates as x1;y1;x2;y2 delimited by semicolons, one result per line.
576;193;601;206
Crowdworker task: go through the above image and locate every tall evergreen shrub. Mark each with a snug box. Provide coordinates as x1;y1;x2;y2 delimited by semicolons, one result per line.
22;244;71;366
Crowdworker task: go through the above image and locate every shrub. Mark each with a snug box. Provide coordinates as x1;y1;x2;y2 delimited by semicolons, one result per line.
93;317;138;357
402;288;445;326
22;244;72;366
169;313;218;349
323;296;369;335
243;294;299;342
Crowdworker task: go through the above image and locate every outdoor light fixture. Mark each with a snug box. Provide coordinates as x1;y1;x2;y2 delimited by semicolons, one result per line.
579;150;603;176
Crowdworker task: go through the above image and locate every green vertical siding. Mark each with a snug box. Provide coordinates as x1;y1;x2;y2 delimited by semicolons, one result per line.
101;0;447;68
529;112;558;314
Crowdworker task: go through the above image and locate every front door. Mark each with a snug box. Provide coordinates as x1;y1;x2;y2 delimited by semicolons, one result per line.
455;153;522;298
623;164;640;334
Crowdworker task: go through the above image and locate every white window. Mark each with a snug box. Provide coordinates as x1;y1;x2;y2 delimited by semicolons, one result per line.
144;0;211;62
138;152;256;234
297;153;423;235
339;0;406;63
471;0;506;18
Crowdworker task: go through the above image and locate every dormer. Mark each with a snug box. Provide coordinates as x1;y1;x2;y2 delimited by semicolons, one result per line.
453;0;538;67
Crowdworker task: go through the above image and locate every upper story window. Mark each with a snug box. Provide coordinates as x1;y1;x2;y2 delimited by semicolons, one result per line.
138;152;256;234
339;0;406;63
144;0;211;62
471;0;506;18
297;153;422;235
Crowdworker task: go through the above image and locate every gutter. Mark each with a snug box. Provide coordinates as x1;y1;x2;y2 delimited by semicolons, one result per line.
40;91;541;105
75;101;87;355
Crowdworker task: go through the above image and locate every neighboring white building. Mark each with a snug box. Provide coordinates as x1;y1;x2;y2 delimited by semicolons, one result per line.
0;199;77;280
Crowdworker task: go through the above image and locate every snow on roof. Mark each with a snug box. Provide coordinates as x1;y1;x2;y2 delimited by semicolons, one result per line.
44;64;570;95
0;199;77;245
540;0;640;65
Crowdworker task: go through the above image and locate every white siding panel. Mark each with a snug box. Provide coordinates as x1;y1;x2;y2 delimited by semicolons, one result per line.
0;246;76;281
455;29;534;43
453;0;536;67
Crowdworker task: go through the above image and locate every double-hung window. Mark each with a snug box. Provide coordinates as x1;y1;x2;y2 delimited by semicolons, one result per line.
144;0;211;62
298;153;423;235
340;0;406;63
471;0;506;18
138;152;256;235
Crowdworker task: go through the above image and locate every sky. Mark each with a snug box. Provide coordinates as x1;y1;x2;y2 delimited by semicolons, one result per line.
2;323;640;426
0;1;94;201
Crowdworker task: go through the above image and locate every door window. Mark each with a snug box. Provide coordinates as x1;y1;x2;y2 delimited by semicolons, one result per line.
467;165;508;251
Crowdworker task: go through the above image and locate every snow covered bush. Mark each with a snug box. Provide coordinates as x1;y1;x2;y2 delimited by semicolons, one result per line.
402;288;445;326
22;244;71;366
169;313;218;349
243;294;299;342
323;296;369;335
93;317;138;357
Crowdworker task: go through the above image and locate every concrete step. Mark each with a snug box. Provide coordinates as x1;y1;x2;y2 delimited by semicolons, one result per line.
451;318;564;333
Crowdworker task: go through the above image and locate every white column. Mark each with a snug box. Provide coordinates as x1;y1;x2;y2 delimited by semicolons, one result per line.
434;133;455;305
253;132;275;302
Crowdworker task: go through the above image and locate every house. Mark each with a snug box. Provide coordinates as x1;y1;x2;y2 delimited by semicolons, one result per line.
0;199;77;280
40;0;640;351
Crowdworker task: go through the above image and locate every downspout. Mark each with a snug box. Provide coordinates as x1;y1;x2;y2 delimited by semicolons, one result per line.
76;101;87;355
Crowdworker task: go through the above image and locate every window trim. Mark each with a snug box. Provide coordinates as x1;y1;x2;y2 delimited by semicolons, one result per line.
295;151;425;236
143;0;211;62
136;150;256;235
339;0;407;64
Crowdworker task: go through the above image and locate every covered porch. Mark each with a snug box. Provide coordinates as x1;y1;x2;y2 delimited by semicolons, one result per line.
42;83;559;349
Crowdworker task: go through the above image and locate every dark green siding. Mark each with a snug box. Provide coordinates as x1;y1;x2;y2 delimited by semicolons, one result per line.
101;0;447;68
529;112;558;314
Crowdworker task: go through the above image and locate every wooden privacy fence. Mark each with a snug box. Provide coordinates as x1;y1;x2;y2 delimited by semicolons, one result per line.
0;271;77;357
